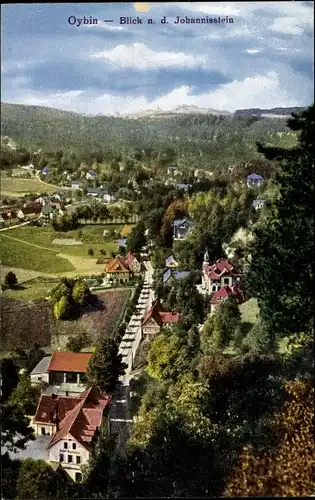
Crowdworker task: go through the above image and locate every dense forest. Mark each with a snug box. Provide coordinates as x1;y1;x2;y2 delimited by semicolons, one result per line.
1;103;298;171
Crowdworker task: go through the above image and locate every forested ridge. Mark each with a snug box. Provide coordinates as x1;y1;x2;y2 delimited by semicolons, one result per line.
1;102;298;170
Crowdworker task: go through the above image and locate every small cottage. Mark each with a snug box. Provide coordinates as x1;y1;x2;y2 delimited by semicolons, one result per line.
141;299;180;340
246;173;263;187
172;218;193;240
105;257;132;283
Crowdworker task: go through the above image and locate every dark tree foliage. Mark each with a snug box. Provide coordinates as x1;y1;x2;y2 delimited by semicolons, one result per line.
86;338;127;394
0;357;19;402
246;104;314;341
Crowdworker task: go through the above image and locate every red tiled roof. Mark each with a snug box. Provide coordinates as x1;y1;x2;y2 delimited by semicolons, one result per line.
124;251;136;267
160;312;180;323
204;258;241;280
34;394;77;424
142;300;180;326
22;202;42;215
47;387;110;451
106;257;130;273
210;285;244;304
48;352;92;373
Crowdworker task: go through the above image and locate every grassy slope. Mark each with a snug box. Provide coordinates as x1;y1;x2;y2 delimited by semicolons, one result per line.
239;298;260;325
0;234;74;273
0;225;120;272
1;176;57;196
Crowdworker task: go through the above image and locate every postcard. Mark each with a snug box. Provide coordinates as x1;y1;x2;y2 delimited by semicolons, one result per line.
1;2;314;498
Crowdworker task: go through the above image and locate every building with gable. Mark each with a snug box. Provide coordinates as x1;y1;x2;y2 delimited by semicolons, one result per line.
172;218;193;240
105;256;132;283
141;299;180;340
124;251;141;274
165;255;179;268
210;285;245;313
31;387;110;482
246;173;264;187
201;251;242;294
252;199;266;210
30;352;92;397
86;170;97;180
162;269;191;284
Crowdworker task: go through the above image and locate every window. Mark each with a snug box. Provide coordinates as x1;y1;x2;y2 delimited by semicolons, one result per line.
224;278;230;284
41;427;45;435
72;443;76;450
68;455;73;463
76;456;81;464
59;454;64;462
75;473;82;483
64;442;68;449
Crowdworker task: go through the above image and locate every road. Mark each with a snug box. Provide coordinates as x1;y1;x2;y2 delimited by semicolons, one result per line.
109;259;155;448
0;220;32;232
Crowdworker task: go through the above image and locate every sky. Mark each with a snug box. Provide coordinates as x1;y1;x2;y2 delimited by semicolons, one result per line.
1;2;314;115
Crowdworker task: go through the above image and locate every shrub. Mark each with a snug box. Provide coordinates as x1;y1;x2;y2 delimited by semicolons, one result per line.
4;271;18;289
88;248;94;256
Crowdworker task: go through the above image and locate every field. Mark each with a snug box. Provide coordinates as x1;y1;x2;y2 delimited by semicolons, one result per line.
1;176;57;197
0;288;131;353
0;296;55;352
0;225;120;274
52;289;131;349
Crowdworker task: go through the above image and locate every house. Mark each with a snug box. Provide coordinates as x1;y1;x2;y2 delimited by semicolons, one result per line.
210;285;245;314
71;181;82;189
165;255;178;268
105;257;132;283
202;252;242;294
86;170;97;180
102;194;116;204
246;173;263;187
1;208;18;224
48;352;91;387
40;205;54;219
141;299;180;340
172;218;193;240
86;188;103;197
124;251;141;274
252;199;265;210
167;164;179;176
174;183;192;191
30;352;92;397
42;167;49;176
117;238;127;247
30;356;52;385
162;269;191;284
17;202;42;220
31;387;110;482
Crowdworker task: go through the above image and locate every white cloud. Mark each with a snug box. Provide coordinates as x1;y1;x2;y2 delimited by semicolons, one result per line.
269;16;307;35
246;49;260;54
90;42;207;69
8;71;299;115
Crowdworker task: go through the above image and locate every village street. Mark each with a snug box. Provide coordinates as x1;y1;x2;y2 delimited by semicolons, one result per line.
109;259;155;448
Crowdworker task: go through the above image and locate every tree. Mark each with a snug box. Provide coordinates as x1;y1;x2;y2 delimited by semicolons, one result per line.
66;331;90;353
201;296;241;354
224;379;314;497
72;280;91;307
0;358;19;402
86;338;127;394
9;373;41;415
146;332;188;383
1;401;35;452
88;247;94;256
16;458;69;499
246;104;314;342
4;271;18;288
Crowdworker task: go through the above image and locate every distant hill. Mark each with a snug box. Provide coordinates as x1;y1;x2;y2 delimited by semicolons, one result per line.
234;107;307;118
121;105;232;118
0;102;299;170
